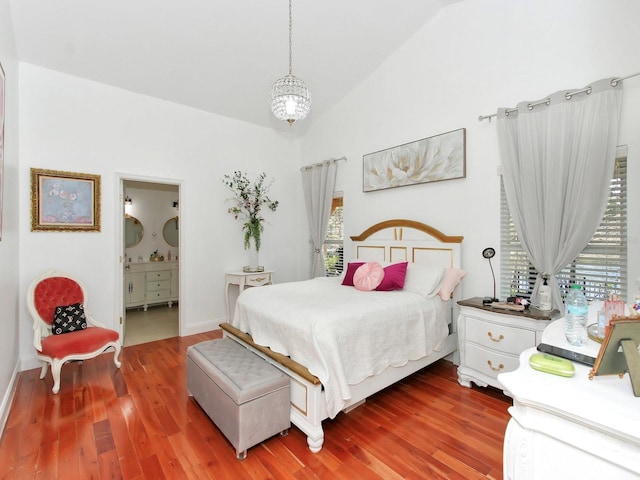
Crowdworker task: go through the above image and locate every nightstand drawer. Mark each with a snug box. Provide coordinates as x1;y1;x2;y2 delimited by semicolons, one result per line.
147;280;171;292
147;270;171;281
466;317;536;355
465;343;520;380
245;273;272;287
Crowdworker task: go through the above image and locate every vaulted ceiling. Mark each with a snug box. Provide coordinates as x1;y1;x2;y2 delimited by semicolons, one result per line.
10;0;459;133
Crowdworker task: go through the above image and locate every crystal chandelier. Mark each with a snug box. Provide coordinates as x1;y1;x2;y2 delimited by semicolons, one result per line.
269;0;311;125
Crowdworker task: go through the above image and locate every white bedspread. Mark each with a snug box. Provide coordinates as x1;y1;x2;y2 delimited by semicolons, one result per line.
231;277;449;418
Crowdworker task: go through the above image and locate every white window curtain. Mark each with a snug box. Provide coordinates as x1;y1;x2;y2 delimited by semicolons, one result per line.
301;160;338;277
496;77;623;311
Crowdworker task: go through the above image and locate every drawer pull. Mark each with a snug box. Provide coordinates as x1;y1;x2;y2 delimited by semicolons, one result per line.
253;277;266;283
487;332;504;343
487;360;505;372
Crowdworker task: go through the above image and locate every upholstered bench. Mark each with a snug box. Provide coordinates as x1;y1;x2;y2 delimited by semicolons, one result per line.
186;338;290;460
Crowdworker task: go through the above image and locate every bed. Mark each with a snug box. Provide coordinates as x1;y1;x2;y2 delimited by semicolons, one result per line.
220;219;464;452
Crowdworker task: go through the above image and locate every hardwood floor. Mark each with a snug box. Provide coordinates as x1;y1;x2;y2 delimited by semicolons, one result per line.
0;330;511;479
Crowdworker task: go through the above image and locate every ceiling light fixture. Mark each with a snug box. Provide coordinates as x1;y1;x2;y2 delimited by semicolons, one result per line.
269;0;311;125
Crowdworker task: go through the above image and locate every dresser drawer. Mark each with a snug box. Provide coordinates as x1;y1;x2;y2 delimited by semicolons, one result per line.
466;316;536;355
245;273;272;287
464;343;520;380
147;279;171;292
147;270;171;281
147;289;171;301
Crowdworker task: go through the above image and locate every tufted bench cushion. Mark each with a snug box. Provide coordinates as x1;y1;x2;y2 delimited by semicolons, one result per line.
187;338;290;460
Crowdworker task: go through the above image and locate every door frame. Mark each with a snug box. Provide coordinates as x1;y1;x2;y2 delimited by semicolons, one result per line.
116;173;183;341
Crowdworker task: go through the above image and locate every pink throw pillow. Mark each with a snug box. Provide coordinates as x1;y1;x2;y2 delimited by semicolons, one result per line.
353;262;385;291
376;262;408;291
438;268;467;300
342;262;365;286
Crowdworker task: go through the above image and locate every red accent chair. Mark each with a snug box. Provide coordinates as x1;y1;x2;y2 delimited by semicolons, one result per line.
26;270;122;394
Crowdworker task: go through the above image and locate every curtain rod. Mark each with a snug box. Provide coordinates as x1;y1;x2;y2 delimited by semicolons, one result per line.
300;157;347;171
478;71;640;122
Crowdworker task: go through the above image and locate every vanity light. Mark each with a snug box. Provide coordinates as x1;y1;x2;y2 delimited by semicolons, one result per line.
124;195;133;215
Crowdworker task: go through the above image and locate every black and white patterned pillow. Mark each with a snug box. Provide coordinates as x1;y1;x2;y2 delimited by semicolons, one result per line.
53;302;88;335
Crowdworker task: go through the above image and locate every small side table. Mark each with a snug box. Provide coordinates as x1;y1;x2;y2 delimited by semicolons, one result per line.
457;297;560;390
225;271;273;322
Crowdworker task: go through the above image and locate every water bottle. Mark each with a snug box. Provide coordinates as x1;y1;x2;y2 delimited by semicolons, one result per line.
564;285;588;346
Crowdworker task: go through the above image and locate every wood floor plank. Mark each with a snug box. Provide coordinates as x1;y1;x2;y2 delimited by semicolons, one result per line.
0;330;512;479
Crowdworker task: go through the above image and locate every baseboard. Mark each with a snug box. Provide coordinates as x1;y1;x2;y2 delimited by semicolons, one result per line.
20;352;41;372
181;318;221;337
0;361;20;439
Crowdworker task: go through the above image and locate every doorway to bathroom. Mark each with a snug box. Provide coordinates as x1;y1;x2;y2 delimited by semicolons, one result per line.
122;179;180;346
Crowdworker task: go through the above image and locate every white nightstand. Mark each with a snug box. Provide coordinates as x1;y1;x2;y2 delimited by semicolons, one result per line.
225;271;273;322
457;297;559;390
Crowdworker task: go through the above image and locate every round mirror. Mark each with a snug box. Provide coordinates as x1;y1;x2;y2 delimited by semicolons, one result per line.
125;216;144;247
163;216;179;247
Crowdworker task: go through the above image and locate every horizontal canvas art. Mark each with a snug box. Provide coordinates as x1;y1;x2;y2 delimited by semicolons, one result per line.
363;128;466;192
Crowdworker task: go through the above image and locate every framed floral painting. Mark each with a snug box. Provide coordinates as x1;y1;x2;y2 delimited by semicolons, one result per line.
31;168;101;232
0;62;5;240
363;128;466;192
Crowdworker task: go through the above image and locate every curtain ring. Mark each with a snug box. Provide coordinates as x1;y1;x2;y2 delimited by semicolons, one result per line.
611;78;619;87
565;92;573;100
586;87;592;95
527;103;533;111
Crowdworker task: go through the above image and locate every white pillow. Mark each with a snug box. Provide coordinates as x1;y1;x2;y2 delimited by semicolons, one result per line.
403;264;445;298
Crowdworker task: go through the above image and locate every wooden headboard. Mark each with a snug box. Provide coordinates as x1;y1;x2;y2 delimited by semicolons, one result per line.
350;219;463;270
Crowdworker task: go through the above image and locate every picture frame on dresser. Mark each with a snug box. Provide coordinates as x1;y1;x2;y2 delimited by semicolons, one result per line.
589;317;640;396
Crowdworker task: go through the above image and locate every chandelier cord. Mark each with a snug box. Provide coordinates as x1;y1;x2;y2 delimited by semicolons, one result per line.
288;0;293;76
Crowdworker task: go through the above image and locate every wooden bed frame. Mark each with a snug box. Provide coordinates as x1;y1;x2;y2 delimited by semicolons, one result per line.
220;219;463;452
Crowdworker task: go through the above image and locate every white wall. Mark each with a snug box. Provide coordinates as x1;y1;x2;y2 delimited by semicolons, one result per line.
0;0;21;431
18;64;305;369
301;0;640;302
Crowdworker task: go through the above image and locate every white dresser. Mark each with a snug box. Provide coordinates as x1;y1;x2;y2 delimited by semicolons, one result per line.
125;261;179;311
499;319;640;479
457;297;558;389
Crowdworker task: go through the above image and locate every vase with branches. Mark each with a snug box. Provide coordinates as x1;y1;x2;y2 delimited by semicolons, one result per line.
222;171;279;269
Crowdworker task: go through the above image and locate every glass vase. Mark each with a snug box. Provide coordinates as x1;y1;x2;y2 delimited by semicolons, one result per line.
243;241;264;273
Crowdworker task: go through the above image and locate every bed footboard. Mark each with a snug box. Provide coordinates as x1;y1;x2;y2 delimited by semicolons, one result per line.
220;322;328;452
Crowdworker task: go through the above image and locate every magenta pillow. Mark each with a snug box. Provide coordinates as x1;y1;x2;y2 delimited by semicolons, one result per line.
353;262;385;291
376;262;408;291
342;262;365;286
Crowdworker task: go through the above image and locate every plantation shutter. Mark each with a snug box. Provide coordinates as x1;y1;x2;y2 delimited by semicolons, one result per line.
500;146;627;303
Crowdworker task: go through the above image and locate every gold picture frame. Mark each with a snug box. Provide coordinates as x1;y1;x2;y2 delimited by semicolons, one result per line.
30;168;101;232
589;317;640;397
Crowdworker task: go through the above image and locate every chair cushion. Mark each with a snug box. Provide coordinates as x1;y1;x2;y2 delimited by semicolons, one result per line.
34;277;84;325
53;302;87;335
40;327;119;359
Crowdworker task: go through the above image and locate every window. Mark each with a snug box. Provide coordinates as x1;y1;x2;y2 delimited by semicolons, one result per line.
323;195;344;277
500;147;627;302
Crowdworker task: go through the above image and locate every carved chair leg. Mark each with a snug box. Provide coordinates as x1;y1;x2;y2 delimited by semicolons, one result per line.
112;343;122;368
39;361;49;380
51;358;64;394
